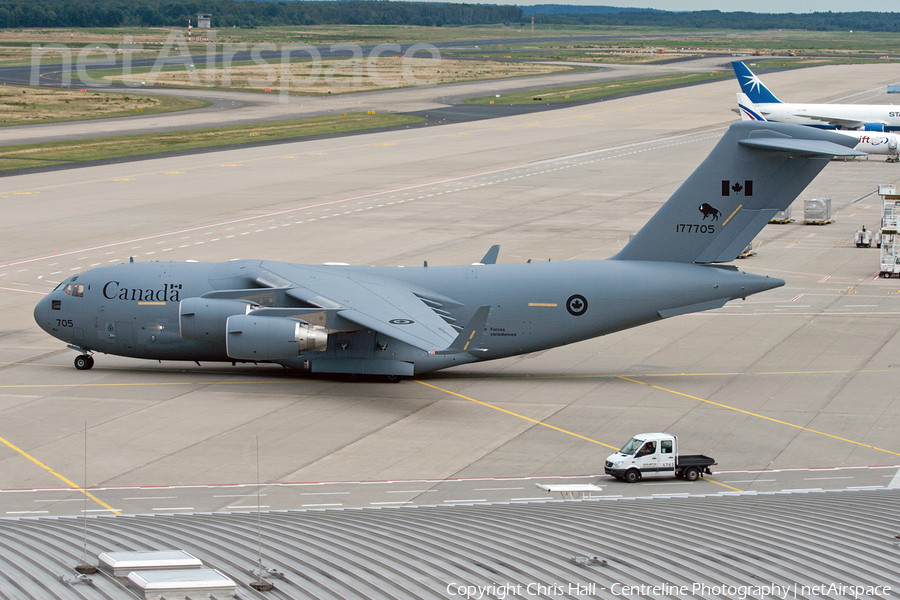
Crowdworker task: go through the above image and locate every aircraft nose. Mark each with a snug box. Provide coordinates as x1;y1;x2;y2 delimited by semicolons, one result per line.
33;295;51;333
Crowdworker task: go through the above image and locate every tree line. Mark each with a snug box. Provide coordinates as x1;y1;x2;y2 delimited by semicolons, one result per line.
0;0;523;29
532;10;900;32
0;0;898;33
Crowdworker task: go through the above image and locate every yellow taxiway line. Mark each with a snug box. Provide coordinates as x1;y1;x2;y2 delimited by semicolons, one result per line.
0;436;120;515
417;380;741;491
617;375;900;458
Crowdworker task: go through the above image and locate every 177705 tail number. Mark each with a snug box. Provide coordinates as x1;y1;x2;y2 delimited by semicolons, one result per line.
676;224;715;234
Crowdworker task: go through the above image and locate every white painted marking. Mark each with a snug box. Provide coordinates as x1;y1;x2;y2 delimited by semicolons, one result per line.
300;492;349;496
34;498;96;503
228;505;270;509
152;507;195;511
302;503;342;507
473;487;525;491
443;499;486;503
803;476;854;481
511;497;553;501
213;494;267;498
123;496;177;500
724;479;776;483
7;511;49;514
642;482;694;486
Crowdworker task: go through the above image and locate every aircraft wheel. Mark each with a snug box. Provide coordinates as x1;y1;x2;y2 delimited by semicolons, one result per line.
384;374;402;384
623;469;641;483
683;467;701;482
74;355;94;371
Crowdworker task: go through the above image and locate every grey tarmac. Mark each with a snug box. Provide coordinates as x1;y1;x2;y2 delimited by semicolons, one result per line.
0;62;899;518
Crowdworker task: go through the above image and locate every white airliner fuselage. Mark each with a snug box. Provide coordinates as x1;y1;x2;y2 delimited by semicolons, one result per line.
755;102;900;132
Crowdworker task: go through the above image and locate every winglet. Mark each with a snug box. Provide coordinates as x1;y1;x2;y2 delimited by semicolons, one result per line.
432;305;491;355
475;245;500;265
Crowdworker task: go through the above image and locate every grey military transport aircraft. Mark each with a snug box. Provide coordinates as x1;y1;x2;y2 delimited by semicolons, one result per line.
34;122;862;381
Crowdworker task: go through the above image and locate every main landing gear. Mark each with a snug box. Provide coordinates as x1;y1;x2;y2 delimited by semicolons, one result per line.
74;354;95;370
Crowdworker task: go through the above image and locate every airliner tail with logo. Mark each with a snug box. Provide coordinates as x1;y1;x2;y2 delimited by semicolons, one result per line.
733;61;900;132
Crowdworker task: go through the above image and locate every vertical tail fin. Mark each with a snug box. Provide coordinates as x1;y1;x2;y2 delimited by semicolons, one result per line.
737;92;767;122
613;122;863;264
732;61;781;104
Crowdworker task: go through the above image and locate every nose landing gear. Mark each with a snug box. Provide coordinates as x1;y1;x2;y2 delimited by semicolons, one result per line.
74;354;94;370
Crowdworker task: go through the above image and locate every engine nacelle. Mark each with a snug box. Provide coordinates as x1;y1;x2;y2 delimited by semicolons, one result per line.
179;298;256;342
225;315;327;360
864;123;886;132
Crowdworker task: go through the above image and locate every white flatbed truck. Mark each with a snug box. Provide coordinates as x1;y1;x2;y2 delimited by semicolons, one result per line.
604;432;716;483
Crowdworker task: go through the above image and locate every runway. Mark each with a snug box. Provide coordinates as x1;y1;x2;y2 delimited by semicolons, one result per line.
1;63;899;518
0;57;730;146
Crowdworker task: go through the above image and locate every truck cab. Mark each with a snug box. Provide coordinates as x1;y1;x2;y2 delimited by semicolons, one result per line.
604;432;715;483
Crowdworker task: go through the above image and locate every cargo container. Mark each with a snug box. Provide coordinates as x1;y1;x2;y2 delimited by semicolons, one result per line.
769;205;792;223
803;198;832;224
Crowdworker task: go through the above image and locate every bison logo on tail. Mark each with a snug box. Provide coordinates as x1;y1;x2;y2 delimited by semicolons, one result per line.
698;203;721;221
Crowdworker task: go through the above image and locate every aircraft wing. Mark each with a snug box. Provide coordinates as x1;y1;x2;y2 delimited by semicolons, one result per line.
795;113;868;130
258;262;462;352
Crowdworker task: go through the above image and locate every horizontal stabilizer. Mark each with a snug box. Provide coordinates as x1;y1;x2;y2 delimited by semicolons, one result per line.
433;305;491;355
738;137;865;156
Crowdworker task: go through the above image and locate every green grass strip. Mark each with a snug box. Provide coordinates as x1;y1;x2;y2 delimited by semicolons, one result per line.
0;112;423;171
464;71;729;105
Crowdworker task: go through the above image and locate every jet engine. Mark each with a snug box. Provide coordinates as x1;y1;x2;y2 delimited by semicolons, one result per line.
864;123;887;132
179;298;257;342
225;314;328;360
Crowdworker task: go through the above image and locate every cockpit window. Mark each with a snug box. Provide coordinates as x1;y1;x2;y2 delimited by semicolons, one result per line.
63;284;84;297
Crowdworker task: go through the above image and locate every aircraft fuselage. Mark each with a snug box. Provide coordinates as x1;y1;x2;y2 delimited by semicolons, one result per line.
34;259;781;376
756;102;900;131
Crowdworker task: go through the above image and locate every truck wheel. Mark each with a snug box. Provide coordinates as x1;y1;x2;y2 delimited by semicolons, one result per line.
684;467;700;482
624;469;641;483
